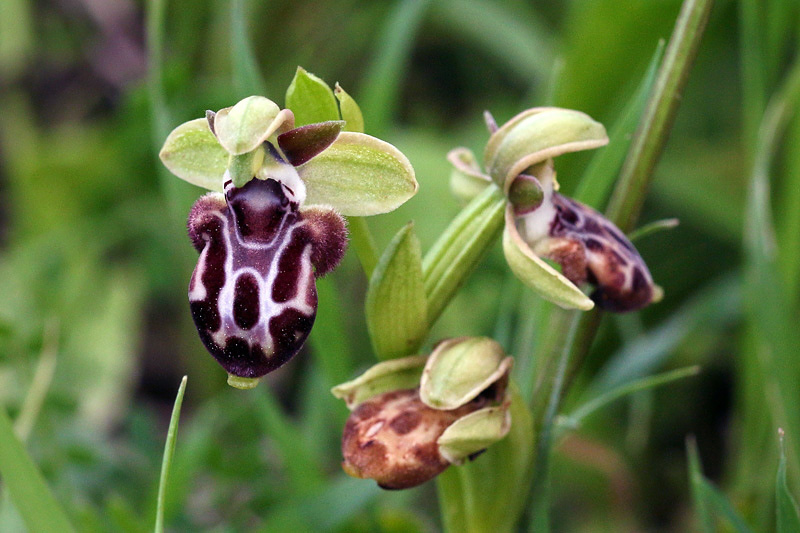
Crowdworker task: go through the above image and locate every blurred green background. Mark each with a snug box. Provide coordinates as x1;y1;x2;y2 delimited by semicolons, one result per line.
0;0;798;530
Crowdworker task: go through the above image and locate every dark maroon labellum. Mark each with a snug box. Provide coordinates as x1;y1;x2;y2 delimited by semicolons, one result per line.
187;177;346;378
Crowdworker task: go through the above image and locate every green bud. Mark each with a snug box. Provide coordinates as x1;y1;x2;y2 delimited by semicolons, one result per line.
331;355;427;409
420;337;512;410
507;174;544;215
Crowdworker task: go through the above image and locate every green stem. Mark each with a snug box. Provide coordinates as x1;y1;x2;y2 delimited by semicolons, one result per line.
346;216;380;279
422;185;506;325
154;376;188;533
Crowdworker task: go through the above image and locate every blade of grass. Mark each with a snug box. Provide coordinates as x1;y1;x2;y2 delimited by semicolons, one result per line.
687;438;715;532
700;479;755;533
627;217;680;242
14;319;58;441
738;0;767;148
230;0;266;96
0;407;75;532
358;0;432;135
574;40;665;208
562;366;700;431
777;429;800;532
605;0;714;231
154;376;187;533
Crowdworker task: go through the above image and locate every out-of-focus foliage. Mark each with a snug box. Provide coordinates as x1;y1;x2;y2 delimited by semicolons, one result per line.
0;0;798;531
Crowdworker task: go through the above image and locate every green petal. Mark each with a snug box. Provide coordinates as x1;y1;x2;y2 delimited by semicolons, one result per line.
420;337;512;410
331;355;427;409
335;83;365;133
297;132;417;216
285;66;340;126
502;205;595;310
484;107;608;191
366;223;430;360
159;118;228;191
214;96;289;155
437;405;511;465
447;147;491;204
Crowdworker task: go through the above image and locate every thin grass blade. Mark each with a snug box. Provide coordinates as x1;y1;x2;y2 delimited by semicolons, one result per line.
154;376;187;533
687;438;715;533
777;429;800;532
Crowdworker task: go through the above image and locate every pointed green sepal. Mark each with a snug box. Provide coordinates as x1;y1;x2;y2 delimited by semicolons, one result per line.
331;355;427;409
447;147;492;204
366;223;429;360
286;66;340;126
159;118;228;191
420;337;512;410
297;132;418;215
335;83;365;133
437;404;512;465
484;108;608;191
214;96;291;155
503;205;595;310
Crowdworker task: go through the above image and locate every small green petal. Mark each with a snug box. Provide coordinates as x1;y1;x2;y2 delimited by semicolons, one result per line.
159;118;228;191
214;96;288;155
286;66;340;126
484;107;608;191
331;355;427;409
503;205;595;310
447;147;491;204
420;337;512;410
437;405;511;465
298;132;417;216
366;222;429;360
334;83;365;133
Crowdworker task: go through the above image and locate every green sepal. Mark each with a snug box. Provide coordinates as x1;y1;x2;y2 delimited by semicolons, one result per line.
502;205;595;310
331;355;427;409
447;147;491;204
159;118;228;191
214;96;291;155
437;404;511;465
437;387;534;533
366;223;429;360
285;66;340;126
420;337;512;410
297;132;418;216
484;107;608;191
335;83;365;133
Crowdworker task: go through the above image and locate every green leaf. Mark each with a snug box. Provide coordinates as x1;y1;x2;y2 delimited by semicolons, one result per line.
159;118;228;191
502;206;594;311
437;387;534;533
366;223;429;359
574;39;665;208
297;132;417;216
422;184;506;324
777;430;800;532
285;66;340;126
334;83;365;133
154;376;187;533
0;406;75;532
214;96;286;155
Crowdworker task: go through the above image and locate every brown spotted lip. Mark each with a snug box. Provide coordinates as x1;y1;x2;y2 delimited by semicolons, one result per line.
341;388;487;490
